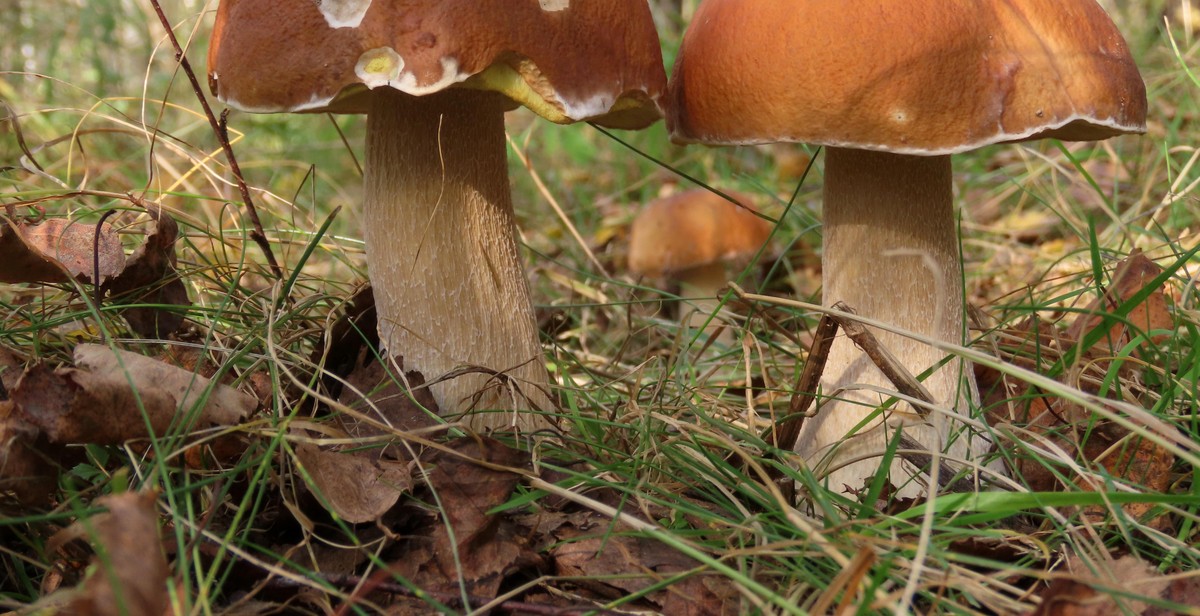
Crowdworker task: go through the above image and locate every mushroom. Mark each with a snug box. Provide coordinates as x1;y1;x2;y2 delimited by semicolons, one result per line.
208;1;666;431
665;0;1146;493
628;189;772;344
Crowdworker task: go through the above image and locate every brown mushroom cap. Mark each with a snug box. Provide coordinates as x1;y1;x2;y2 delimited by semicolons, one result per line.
667;0;1147;153
208;0;666;129
628;190;773;278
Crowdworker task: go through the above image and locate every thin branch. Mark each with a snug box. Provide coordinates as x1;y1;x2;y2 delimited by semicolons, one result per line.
829;301;937;413
147;0;284;281
770;308;838;451
827;301;974;492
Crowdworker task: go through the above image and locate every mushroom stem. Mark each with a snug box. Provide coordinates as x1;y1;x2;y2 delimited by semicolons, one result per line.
799;147;983;495
363;88;551;432
678;261;734;344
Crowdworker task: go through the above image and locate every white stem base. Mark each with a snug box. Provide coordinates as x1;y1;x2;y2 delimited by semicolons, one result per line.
797;148;988;496
679;261;734;346
363;89;552;432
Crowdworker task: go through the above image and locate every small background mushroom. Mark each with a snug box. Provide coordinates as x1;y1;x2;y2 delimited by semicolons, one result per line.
628;189;773;345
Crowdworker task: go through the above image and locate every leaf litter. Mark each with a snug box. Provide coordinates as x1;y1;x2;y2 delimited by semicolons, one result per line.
3;5;1197;613
1028;553;1200;616
0;205;191;337
100;206;191;338
978;250;1178;523
1;344;256;506
11;343;255;443
0;217;124;285
294;443;412;524
32;491;170;616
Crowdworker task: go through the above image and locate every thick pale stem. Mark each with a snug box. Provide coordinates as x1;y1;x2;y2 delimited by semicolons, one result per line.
678;261;734;345
364;88;551;432
797;148;985;495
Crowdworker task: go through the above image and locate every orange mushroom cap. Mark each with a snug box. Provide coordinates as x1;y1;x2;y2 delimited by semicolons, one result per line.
628;190;773;279
667;0;1146;153
208;0;666;129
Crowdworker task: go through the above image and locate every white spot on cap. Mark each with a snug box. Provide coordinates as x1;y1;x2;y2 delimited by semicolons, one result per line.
890;109;910;124
539;0;569;10
355;47;403;89
556;91;618;122
316;0;372;28
390;57;470;96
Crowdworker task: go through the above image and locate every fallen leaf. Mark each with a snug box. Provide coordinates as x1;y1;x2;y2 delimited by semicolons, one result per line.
950;533;1046;566
1066;251;1173;361
0;345;23;394
981;261;1177;516
182;433;246;470
553;526;738;615
12;362;177;444
101;207;190;338
389;437;541;601
0;217;123;284
1152;576;1200;615
294;443;412;523
312;286;377;402
338;352;440;441
1029;554;1184;616
0;220;64;283
977;315;1067;427
73;345;255;426
63;491;170;616
427;438;527;546
10;344;255;444
1079;430;1174;529
311;286;440;442
0;399;66;506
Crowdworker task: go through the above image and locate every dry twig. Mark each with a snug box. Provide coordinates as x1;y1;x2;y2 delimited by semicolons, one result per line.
147;0;283;281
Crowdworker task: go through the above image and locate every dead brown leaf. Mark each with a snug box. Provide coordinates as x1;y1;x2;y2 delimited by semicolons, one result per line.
0;209;191;337
1152;576;1200;615
182;433;247;470
101;207;190;338
74;345;255;425
0;219;63;283
311;286;440;442
553;526;739;616
0;345;23;394
0;399;67;506
1079;430;1174;529
63;491;170;616
0;217;123;284
977;315;1067;427
389;437;541;601
338;351;440;441
10;344;255;444
980;254;1177;516
1028;554;1191;616
427;438;527;545
294;443;412;523
1066;251;1173;361
2;349;70;506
